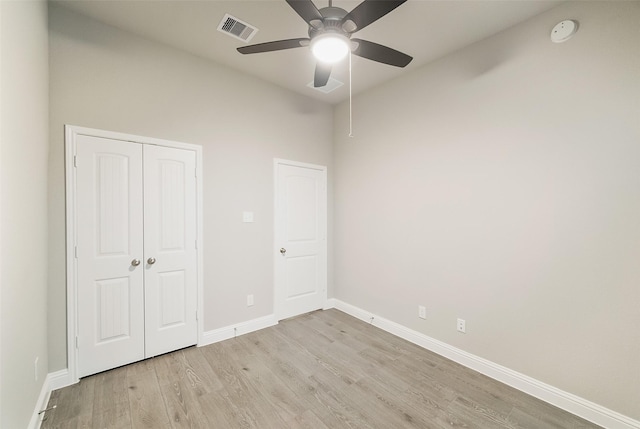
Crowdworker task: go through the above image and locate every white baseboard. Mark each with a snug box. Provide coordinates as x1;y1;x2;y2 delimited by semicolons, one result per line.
48;368;72;391
28;369;68;429
332;299;639;429
323;298;337;310
199;314;278;347
28;378;49;429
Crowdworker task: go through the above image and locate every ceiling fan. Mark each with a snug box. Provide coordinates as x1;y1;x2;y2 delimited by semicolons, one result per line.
237;0;413;88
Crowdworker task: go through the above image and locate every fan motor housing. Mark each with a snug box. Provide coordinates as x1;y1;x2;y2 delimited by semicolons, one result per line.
309;6;351;39
319;6;348;20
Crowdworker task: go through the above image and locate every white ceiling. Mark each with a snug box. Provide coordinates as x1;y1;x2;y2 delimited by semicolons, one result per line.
53;0;561;104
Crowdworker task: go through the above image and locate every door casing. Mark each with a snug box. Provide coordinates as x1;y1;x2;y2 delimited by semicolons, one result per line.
65;125;204;384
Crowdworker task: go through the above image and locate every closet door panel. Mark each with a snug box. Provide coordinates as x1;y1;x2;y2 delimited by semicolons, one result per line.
143;145;198;357
76;136;145;377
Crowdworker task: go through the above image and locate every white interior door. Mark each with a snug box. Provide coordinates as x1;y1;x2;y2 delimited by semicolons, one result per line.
76;136;198;377
275;160;327;320
76;136;145;377
143;145;198;357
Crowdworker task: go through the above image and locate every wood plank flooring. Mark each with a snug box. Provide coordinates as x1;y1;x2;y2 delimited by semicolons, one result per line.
41;309;602;428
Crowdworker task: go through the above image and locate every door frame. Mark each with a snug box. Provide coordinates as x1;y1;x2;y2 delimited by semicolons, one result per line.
65;125;204;384
273;158;327;321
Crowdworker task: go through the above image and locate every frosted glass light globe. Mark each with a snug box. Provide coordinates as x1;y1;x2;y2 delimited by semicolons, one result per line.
311;33;350;63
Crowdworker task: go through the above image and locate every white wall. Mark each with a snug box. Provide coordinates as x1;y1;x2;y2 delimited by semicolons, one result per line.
334;1;639;420
0;0;50;427
48;5;333;372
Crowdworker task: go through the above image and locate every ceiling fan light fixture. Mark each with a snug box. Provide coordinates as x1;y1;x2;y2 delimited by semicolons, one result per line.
311;33;350;63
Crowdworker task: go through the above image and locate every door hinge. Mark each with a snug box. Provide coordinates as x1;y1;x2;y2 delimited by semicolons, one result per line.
195;239;197;249
73;155;78;168
75;336;79;349
195;310;198;321
74;245;78;259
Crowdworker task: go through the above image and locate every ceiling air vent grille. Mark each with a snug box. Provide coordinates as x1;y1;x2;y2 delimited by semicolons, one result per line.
307;78;344;94
218;14;258;43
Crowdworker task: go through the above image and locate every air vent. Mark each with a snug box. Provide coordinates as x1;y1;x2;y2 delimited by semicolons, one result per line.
307;78;344;94
217;13;258;43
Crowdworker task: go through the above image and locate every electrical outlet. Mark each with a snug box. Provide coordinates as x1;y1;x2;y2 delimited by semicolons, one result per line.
34;357;39;381
457;318;466;333
418;305;426;319
247;294;254;307
242;211;254;223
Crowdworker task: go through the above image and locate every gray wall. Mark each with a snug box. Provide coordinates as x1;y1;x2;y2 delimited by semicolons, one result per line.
333;1;639;420
48;5;333;372
40;0;640;423
0;1;50;427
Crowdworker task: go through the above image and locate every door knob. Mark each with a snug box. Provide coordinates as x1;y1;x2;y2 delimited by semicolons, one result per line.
147;257;156;265
280;248;286;255
131;259;141;267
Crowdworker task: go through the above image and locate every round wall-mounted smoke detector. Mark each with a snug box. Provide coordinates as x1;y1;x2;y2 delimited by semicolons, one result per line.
551;20;579;43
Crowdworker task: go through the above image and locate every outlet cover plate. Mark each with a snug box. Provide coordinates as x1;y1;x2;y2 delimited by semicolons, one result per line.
243;211;254;223
457;318;466;333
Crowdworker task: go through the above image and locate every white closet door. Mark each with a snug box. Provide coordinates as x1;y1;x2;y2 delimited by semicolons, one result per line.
143;145;198;357
76;136;145;378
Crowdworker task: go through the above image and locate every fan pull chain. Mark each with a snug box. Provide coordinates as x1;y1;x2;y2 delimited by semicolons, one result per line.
349;50;354;138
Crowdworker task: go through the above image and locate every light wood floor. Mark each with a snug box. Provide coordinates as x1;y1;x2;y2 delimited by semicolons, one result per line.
42;309;601;428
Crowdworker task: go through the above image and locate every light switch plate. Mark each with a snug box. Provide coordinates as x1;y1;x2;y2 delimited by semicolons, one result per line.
243;211;254;223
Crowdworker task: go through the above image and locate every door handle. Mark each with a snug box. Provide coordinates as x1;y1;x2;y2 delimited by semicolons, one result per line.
147;257;156;265
280;248;286;255
131;259;141;267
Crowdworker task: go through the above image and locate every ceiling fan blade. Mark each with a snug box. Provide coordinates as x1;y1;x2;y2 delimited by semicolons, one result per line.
342;0;407;33
351;38;412;67
237;38;310;55
314;62;332;87
286;0;323;26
